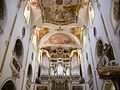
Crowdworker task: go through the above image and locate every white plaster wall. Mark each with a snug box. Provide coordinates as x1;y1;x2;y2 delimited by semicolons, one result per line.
22;40;36;90
98;0;120;64
0;0;19;70
0;1;31;90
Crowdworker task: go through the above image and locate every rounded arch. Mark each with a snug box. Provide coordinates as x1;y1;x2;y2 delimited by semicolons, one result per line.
13;38;24;65
88;64;93;77
27;64;33;81
1;80;16;90
96;39;104;58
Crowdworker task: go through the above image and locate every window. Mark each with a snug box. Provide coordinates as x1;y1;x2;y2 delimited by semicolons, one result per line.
26;64;32;89
86;52;88;60
88;64;93;77
27;64;32;80
93;27;97;37
96;39;104;57
13;39;23;65
22;27;25;38
1;80;16;90
0;0;4;20
0;0;6;34
38;65;41;78
31;52;34;60
79;64;82;78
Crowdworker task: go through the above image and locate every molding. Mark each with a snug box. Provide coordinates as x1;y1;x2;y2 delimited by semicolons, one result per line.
0;77;16;90
0;13;18;73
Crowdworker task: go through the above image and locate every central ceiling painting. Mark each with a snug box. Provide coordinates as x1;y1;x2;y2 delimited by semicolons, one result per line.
40;0;80;25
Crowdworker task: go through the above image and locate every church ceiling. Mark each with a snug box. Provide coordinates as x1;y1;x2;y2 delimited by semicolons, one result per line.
39;0;82;25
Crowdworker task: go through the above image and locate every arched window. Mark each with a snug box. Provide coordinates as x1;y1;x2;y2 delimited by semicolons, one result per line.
96;39;104;58
27;64;32;81
93;27;97;37
31;52;34;60
38;65;41;78
2;80;16;90
13;39;23;65
88;64;93;78
86;52;88;60
0;0;6;34
22;27;25;38
0;0;4;20
79;64;82;78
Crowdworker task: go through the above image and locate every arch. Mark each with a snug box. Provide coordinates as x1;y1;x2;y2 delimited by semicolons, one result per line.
88;64;93;77
13;39;24;65
27;64;33;81
96;39;104;58
1;80;16;90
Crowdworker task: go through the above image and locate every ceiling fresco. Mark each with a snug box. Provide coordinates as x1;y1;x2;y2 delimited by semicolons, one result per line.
35;26;49;40
40;0;81;25
49;33;71;44
70;26;83;40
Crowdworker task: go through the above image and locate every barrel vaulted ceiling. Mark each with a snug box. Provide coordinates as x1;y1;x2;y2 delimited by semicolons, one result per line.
24;0;91;48
23;0;93;77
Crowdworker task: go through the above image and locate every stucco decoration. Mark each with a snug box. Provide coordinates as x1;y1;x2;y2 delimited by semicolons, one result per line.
70;26;83;40
35;26;49;40
40;0;81;25
49;33;71;44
